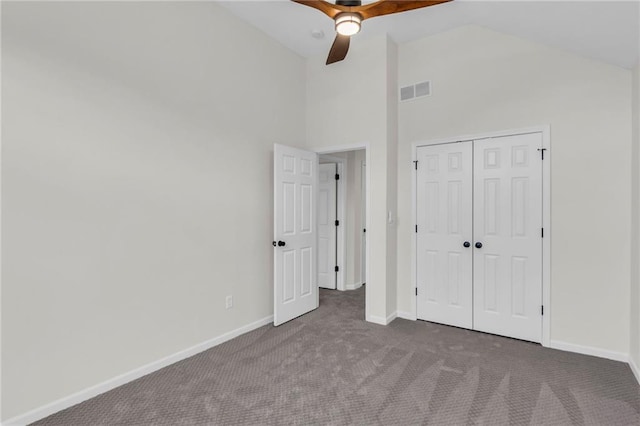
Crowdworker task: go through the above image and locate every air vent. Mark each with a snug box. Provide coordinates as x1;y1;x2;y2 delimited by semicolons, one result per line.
415;81;431;97
399;80;431;102
400;85;415;102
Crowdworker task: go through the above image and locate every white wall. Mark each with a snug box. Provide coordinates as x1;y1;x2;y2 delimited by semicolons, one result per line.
1;2;305;420
396;26;633;354
631;63;640;369
305;35;396;322
385;38;399;316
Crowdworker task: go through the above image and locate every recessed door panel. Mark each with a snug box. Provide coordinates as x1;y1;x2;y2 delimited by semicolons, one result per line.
473;134;543;342
300;247;312;296
283;250;296;303
416;142;473;329
300;184;313;233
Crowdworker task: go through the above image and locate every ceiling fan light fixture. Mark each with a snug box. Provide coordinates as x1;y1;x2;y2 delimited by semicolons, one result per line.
335;12;362;36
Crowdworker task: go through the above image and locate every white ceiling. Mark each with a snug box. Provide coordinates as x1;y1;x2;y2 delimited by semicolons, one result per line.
219;0;640;69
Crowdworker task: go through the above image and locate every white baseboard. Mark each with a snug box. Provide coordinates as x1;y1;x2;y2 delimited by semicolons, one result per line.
3;315;274;426
345;281;363;291
367;315;386;325
397;310;416;320
367;311;397;326
629;355;640;385
549;339;628;363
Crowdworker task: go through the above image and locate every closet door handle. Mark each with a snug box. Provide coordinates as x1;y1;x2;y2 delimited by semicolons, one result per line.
463;241;471;248
475;242;483;249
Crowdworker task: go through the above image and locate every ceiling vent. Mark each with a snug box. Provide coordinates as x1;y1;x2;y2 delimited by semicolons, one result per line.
399;81;431;102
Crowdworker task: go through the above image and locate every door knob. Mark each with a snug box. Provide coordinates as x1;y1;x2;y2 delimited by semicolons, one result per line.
278;241;286;247
475;242;483;249
272;241;276;247
463;241;471;248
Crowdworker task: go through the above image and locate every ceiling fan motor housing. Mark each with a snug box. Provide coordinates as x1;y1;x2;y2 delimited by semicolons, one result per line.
336;0;362;6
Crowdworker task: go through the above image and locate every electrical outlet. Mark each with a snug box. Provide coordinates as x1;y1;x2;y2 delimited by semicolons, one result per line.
225;295;233;309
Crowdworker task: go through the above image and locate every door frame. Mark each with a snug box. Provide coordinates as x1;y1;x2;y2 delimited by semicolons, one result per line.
410;126;551;347
360;159;366;285
319;154;347;291
314;143;371;322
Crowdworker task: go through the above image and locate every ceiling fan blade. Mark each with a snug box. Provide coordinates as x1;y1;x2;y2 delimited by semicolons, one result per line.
291;0;351;19
357;0;452;20
326;34;351;65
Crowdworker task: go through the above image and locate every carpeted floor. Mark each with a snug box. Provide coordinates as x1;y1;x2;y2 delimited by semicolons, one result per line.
35;286;640;425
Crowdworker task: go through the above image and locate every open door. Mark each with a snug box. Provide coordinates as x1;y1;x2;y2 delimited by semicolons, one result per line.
318;163;337;290
273;144;319;326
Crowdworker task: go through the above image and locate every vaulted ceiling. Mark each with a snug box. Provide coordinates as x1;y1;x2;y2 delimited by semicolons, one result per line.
219;0;640;69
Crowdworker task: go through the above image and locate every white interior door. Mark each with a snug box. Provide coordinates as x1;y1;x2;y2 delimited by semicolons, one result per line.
473;133;543;342
273;144;319;326
416;142;473;329
318;163;337;289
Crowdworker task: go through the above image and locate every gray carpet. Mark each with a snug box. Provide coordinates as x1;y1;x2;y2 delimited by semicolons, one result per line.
35;286;640;425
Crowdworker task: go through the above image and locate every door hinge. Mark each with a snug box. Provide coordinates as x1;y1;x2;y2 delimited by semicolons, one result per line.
335;220;340;226
541;228;544;238
415;288;418;296
413;160;418;170
415;225;418;233
335;173;340;180
335;266;339;272
541;305;544;316
537;148;547;160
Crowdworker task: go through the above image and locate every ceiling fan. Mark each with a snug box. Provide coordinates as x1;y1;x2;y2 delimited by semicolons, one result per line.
292;0;452;65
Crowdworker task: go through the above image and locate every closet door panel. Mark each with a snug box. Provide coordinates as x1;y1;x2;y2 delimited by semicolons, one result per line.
472;134;543;343
416;142;473;329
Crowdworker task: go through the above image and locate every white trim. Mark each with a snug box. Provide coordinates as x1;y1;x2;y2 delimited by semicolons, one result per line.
540;125;551;347
411;125;552;346
397;310;416;320
336;161;346;291
368;311;397;326
345;281;363;291
360;159;367;285
410;142;418;322
411;126;550;148
314;143;370;325
3;315;273;426
549;340;628;363
629;356;640;385
368;315;387;325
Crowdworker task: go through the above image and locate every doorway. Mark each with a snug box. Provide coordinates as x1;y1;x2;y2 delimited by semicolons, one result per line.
318;150;366;292
273;143;370;326
413;128;550;344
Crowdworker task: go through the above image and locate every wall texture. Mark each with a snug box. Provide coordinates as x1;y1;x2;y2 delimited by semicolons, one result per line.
1;2;306;420
396;26;632;355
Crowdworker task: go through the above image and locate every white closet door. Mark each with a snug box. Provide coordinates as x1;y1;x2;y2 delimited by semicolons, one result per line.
273;144;319;326
318;163;337;289
473;134;543;342
416;142;473;329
